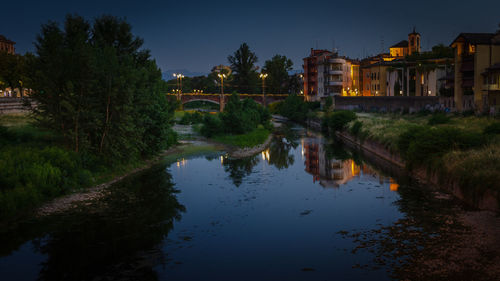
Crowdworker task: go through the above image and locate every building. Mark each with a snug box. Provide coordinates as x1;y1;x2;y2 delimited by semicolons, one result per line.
386;58;452;97
408;28;421;55
390;40;409;58
388;28;421;58
303;49;332;101
451;31;500;112
303;48;353;102
0;35;15;54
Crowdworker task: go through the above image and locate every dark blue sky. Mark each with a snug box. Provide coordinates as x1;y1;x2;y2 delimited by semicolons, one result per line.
2;0;499;74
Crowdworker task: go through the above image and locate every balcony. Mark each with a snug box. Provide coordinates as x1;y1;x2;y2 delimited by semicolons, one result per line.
329;58;345;64
483;84;500;91
329;69;343;75
328;81;343;86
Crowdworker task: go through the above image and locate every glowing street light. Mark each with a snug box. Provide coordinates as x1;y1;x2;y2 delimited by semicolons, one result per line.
218;73;227;111
260;73;268;106
173;73;185;100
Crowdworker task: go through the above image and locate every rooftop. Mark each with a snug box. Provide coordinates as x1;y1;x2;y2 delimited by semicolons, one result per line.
0;35;15;44
390;40;408;48
451;33;499;46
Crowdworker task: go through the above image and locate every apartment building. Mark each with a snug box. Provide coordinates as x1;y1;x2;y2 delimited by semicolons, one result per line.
451;32;500;112
0;35;15;54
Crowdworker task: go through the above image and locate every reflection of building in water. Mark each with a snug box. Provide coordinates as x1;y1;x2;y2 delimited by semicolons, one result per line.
302;137;399;191
303;136;360;188
389;178;399;191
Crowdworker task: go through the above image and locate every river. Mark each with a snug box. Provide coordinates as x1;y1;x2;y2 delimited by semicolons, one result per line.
0;125;471;280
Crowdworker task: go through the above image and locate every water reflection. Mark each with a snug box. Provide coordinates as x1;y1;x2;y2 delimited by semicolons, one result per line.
1;125;412;281
302;131;399;189
0;164;185;281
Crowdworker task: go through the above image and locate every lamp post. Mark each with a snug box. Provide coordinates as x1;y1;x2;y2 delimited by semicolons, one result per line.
173;73;184;101
259;73;268;106
217;73;226;112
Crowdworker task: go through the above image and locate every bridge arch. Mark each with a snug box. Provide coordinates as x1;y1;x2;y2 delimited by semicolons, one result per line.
181;98;220;105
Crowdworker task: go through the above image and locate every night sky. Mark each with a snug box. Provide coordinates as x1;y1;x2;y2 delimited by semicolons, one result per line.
2;0;500;75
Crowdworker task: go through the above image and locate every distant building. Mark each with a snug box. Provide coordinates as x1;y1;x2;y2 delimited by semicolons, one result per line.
451;32;500;112
390;40;409;58
408;28;421;55
388;28;421;58
302;48;354;102
0;35;15;54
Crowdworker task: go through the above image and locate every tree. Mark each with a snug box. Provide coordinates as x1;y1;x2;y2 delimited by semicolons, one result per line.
227;43;259;94
0;52;30;96
263;55;293;94
30;14;176;162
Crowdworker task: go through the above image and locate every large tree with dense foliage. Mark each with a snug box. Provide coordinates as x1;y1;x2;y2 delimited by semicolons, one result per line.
30;14;176;162
262;55;293;94
227;43;259;94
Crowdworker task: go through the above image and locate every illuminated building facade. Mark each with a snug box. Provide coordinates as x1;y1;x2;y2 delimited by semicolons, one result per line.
303;49;355;102
0;35;15;54
451;32;500;112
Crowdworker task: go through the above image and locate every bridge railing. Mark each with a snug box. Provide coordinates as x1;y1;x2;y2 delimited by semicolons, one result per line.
165;93;301;97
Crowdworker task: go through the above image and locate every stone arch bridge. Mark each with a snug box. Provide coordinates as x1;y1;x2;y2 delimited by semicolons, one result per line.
166;93;299;111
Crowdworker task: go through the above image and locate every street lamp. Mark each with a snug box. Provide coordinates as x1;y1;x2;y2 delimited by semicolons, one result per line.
173;73;185;100
217;73;226;111
259;73;268;106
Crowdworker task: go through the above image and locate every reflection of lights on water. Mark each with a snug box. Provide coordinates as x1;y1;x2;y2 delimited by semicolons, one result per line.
261;149;271;162
177;158;187;167
220;155;224;164
301;139;304;159
389;178;399;191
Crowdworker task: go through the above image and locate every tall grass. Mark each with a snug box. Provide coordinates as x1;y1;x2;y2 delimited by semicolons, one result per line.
349;112;500;205
214;126;270;148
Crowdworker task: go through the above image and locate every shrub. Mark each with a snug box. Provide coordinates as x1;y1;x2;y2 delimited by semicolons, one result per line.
200;115;224;137
428;113;450;126
276;94;309;123
325;110;357;133
483;122;500;135
350;121;363;137
398;126;484;166
178;112;204;125
0;145;93;218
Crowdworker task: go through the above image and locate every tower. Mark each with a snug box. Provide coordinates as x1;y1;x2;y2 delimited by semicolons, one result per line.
408;27;421;55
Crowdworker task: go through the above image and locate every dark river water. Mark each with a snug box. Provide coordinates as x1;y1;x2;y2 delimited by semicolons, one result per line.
0;126;442;281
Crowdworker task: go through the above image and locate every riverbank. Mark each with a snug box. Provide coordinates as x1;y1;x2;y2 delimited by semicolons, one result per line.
336;111;500;212
36;141;220;217
328;118;500;280
35;122;276;217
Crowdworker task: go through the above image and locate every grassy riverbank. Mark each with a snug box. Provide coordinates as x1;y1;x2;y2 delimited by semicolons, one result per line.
213;126;270;148
0;114;182;220
344;113;500;204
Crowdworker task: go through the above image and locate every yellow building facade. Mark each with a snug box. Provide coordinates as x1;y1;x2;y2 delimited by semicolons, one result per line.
451;32;500;112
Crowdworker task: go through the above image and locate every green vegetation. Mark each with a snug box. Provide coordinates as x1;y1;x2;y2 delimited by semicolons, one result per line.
271;94;319;123
200;94;271;147
322;110;357;134
427;113;451;126
228;43;259;93
201;94;271;136
262;55;293;94
178;111;204;125
344;112;500;203
30;15;177;161
214;126;270;148
0;15;178;219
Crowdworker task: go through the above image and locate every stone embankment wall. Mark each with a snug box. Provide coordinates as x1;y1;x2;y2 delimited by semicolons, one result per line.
335;130;499;212
0;98;33;114
334;96;475;113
